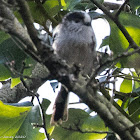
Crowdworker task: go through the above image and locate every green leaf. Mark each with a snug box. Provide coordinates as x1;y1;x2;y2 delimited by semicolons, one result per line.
11;77;21;88
0;38;26;72
132;71;140;90
61;0;66;7
72;3;87;10
132;87;140;95
0;38;36;82
14;11;23;23
27;1;60;26
120;74;132;93
0;99;52;140
23;57;36;76
121;98;131;112
43;0;60;16
100;36;109;48
63;0;81;10
108;12;140;68
137;7;140;16
42;99;55;135
117;99;123;107
0;101;31;139
51;109;108;140
50;80;58;92
14;99;52;140
81;115;108;139
0;31;10;44
129;0;140;11
128;97;140;122
7;101;33;107
0;64;11;81
11;57;36;88
14;105;45;140
28;2;49;25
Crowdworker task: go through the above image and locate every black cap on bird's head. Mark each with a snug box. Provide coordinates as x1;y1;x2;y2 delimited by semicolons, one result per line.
62;11;92;26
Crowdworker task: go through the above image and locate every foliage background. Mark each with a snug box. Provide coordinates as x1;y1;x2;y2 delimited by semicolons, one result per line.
0;0;140;140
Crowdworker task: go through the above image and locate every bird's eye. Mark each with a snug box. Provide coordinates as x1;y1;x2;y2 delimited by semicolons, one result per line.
74;19;80;23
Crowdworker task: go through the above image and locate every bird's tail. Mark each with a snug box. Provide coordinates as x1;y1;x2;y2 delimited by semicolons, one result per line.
50;84;69;126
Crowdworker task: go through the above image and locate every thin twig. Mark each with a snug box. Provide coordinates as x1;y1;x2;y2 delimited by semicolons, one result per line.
19;62;34;96
115;0;129;17
113;75;140;83
104;87;139;99
36;94;50;140
42;22;53;37
88;45;140;86
103;71;140;82
11;36;42;63
19;63;50;140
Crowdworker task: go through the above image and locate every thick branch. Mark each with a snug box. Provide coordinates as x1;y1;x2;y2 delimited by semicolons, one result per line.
72;82;140;140
0;1;39;61
0;0;72;88
16;0;42;52
103;1;121;10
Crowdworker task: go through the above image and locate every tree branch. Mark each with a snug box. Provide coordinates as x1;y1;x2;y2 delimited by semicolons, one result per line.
36;94;50;140
88;45;140;86
103;1;121;10
115;0;129;17
16;0;43;52
0;1;40;61
0;0;72;90
72;82;140;140
18;64;50;140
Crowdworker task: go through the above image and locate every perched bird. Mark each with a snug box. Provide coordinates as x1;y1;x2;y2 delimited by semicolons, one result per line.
51;11;97;125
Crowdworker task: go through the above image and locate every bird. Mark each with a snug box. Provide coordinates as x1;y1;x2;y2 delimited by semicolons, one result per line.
50;11;97;125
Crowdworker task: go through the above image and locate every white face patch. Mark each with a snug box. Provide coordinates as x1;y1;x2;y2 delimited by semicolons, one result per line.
83;12;91;23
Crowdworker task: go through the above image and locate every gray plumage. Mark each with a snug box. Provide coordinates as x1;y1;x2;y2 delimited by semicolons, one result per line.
52;11;96;75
